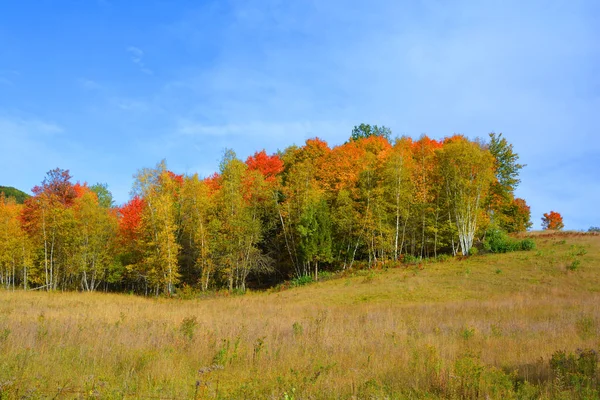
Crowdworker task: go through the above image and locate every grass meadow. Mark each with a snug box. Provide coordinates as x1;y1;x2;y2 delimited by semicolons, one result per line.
1;231;599;399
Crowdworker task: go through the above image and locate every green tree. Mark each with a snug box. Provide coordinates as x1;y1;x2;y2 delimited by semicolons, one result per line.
437;137;495;256
487;133;526;232
90;183;114;208
298;196;333;280
351;123;392;141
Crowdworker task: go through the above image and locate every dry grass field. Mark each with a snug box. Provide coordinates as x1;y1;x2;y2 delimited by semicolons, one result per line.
1;231;599;399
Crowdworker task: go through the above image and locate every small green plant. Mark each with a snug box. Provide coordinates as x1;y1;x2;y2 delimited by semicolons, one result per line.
567;259;581;271
253;336;266;362
180;316;198;340
0;328;10;342
282;387;296;400
570;245;588;256
495;268;502;274
461;327;475;340
292;322;303;337
468;247;478;256
213;339;230;365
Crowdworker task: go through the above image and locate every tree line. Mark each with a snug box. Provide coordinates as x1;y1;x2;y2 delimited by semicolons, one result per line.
0;128;531;294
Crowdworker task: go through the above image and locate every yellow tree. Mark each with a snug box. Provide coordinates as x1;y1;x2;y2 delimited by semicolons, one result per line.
437;137;495;256
214;150;267;291
180;174;218;291
73;188;118;291
382;137;414;261
133;161;181;295
21;169;78;290
0;194;32;289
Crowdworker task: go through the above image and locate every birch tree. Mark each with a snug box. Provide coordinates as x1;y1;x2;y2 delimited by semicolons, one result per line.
437;137;495;256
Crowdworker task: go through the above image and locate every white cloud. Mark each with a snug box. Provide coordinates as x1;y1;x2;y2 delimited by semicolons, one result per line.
127;46;153;75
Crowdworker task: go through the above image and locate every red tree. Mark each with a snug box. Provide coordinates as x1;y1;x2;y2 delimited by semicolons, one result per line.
541;211;564;230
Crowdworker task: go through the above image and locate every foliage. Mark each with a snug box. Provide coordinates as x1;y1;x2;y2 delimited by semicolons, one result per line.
350;123;392;141
484;228;535;253
0;129;531;293
542;211;564;231
0;185;30;204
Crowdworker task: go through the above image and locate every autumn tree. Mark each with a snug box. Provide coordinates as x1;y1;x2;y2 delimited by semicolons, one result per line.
117;196;145;290
132;161;181;295
21;169;78;290
72;187;118;291
502;198;532;233
213;150;270;292
541;211;564;231
180;174;218;291
382;137;414;260
279;139;330;277
0;194;32;289
437;137;495;256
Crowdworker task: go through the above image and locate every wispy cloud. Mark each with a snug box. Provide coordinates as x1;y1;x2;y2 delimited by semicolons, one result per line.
127;46;153;75
77;78;102;91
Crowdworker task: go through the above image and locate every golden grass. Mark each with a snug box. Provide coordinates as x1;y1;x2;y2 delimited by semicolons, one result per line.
0;233;599;399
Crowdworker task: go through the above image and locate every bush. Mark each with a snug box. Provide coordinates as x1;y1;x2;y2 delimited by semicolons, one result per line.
589;226;600;233
484;229;514;253
484;228;534;253
290;275;313;287
519;238;535;251
550;349;598;391
402;254;419;265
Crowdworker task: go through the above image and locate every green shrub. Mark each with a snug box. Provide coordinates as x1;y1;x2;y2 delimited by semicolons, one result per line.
567;259;581;271
436;254;451;263
484;228;534;253
550;348;598;391
291;275;313;287
403;254;419;264
519;238;535;251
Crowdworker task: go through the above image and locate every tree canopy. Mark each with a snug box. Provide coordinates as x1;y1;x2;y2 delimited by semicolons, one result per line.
0;126;536;294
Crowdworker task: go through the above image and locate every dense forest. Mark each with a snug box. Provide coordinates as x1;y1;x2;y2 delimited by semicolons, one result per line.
0;186;30;204
0;127;531;294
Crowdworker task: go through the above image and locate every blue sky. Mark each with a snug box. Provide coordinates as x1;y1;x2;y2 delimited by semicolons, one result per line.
0;0;598;230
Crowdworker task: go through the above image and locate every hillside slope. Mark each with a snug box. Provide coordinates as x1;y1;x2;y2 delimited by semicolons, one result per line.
0;232;598;399
0;185;30;203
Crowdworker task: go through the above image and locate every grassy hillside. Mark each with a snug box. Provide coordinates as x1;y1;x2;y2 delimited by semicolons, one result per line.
0;185;30;204
0;232;598;398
